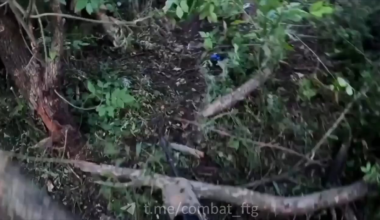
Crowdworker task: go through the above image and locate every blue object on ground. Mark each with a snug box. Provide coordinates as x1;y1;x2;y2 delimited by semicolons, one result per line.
210;53;223;62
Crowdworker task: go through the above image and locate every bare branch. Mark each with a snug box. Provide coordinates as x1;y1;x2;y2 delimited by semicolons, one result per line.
74;161;370;215
0;1;8;7
8;0;38;50
201;68;272;118
170;142;204;158
309;87;368;160
24;0;35;20
30;12;151;26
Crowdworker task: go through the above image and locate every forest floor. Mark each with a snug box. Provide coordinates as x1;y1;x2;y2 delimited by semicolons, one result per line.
0;9;375;220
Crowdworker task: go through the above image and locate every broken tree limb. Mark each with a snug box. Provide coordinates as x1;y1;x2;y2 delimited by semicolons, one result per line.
169;143;204;158
201;68;272;118
74;160;370;216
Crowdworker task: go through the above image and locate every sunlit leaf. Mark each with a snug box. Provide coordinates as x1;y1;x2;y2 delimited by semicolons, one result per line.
346;86;353;96
337;77;348;87
163;0;175;13
91;0;100;11
87;81;96;94
199;31;208;38
309;1;334;17
204;38;213;50
209;12;218;22
176;5;184;18
310;1;324;12
180;0;189;13
49;50;57;60
86;3;94;14
75;0;88;12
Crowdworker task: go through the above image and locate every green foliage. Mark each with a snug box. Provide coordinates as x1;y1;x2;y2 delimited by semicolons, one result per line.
298;78;317;101
86;79;135;119
309;1;334;18
362;162;380;184
74;0;113;14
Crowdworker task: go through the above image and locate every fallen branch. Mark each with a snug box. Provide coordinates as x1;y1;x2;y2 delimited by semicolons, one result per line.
170;143;204;158
74;160;370;216
201;68;272;118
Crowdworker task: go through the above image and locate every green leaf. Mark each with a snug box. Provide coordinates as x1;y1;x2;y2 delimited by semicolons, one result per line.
106;106;115;117
283;9;306;22
180;0;189;13
309;1;334;17
310;1;324;12
176;5;184;18
75;0;88;12
91;0;99;11
96;105;106;117
121;92;135;104
111;89;121;107
135;142;142;158
97;80;104;88
199;10;209;20
86;3;94;14
49;50;57;60
87;81;96;94
199;31;207;38
231;20;246;25
204;38;213;50
209;12;218;23
209;3;214;13
262;44;271;58
346;86;353;96
163;0;175;13
243;32;258;39
105;92;111;106
337;77;348;87
228;139;240;150
106;3;115;12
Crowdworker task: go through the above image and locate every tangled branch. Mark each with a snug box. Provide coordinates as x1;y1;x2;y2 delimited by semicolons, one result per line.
74;160;370;216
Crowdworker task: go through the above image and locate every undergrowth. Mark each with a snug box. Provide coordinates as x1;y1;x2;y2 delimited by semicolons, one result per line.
1;0;380;219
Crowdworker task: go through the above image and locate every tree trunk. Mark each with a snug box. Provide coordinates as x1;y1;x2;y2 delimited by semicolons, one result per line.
0;8;84;156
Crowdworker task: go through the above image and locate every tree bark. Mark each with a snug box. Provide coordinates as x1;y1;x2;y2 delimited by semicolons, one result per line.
0;7;84;156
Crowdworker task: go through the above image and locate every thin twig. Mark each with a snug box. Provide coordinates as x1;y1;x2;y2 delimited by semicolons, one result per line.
0;1;8;7
54;89;99;111
174;117;320;164
9;0;38;49
31;13;151;26
309;87;368;160
292;34;333;77
34;5;48;62
243;167;302;189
